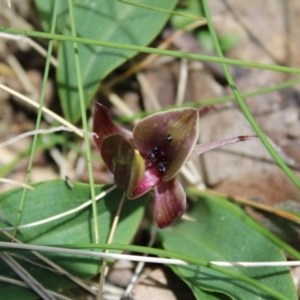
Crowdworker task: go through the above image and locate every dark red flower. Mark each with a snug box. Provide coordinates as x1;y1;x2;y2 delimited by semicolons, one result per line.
93;103;255;228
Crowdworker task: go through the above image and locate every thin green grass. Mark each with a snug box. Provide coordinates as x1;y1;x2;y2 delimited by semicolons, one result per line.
12;0;59;238
67;0;99;244
0;241;292;300
119;0;207;21
118;77;300;122
2;27;300;75
201;0;300;191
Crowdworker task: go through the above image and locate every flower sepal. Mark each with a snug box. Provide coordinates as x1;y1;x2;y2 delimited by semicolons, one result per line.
101;133;145;199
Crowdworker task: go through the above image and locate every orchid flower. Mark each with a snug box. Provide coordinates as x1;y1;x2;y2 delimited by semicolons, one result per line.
93;103;256;228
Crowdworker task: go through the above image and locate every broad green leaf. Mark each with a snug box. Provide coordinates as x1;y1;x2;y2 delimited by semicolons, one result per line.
0;180;146;299
34;0;69;33
56;0;177;123
158;192;297;300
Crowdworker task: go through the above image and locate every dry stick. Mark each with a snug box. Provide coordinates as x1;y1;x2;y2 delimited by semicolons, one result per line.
1;231;97;296
0;241;187;266
0;252;56;300
2;241;300;267
0;127;95;179
98;192;126;300
175;61;205;187
0;32;58;67
75;142;88;177
124;228;156;298
136;72;161;111
0;126;91;148
0;178;34;190
180;164;205;189
0;124;95;182
103;19;206;90
0;124;96;191
102;87;136;118
185;160;205;189
0;84;83;138
175;58;188;105
47;140;68;177
5;0;11;8
174;56;204;186
6;54;37;96
0;275;72;300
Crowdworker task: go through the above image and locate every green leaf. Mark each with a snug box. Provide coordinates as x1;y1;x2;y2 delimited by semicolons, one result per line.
171;0;203;29
196;29;214;52
158;193;297;300
56;0;177;123
0;180;146;299
218;32;240;53
34;0;69;34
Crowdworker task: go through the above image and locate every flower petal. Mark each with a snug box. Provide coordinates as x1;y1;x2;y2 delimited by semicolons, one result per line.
154;179;186;228
101;133;145;198
130;166;161;199
190;135;257;159
133;108;199;182
93;102;132;151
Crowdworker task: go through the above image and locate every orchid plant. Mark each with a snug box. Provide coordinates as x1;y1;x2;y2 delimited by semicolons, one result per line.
93;103;256;228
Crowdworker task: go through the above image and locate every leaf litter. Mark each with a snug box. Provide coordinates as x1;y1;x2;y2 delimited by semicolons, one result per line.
1;0;300;298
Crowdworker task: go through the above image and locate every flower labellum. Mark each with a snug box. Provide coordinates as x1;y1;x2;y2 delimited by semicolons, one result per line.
93;103;256;228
